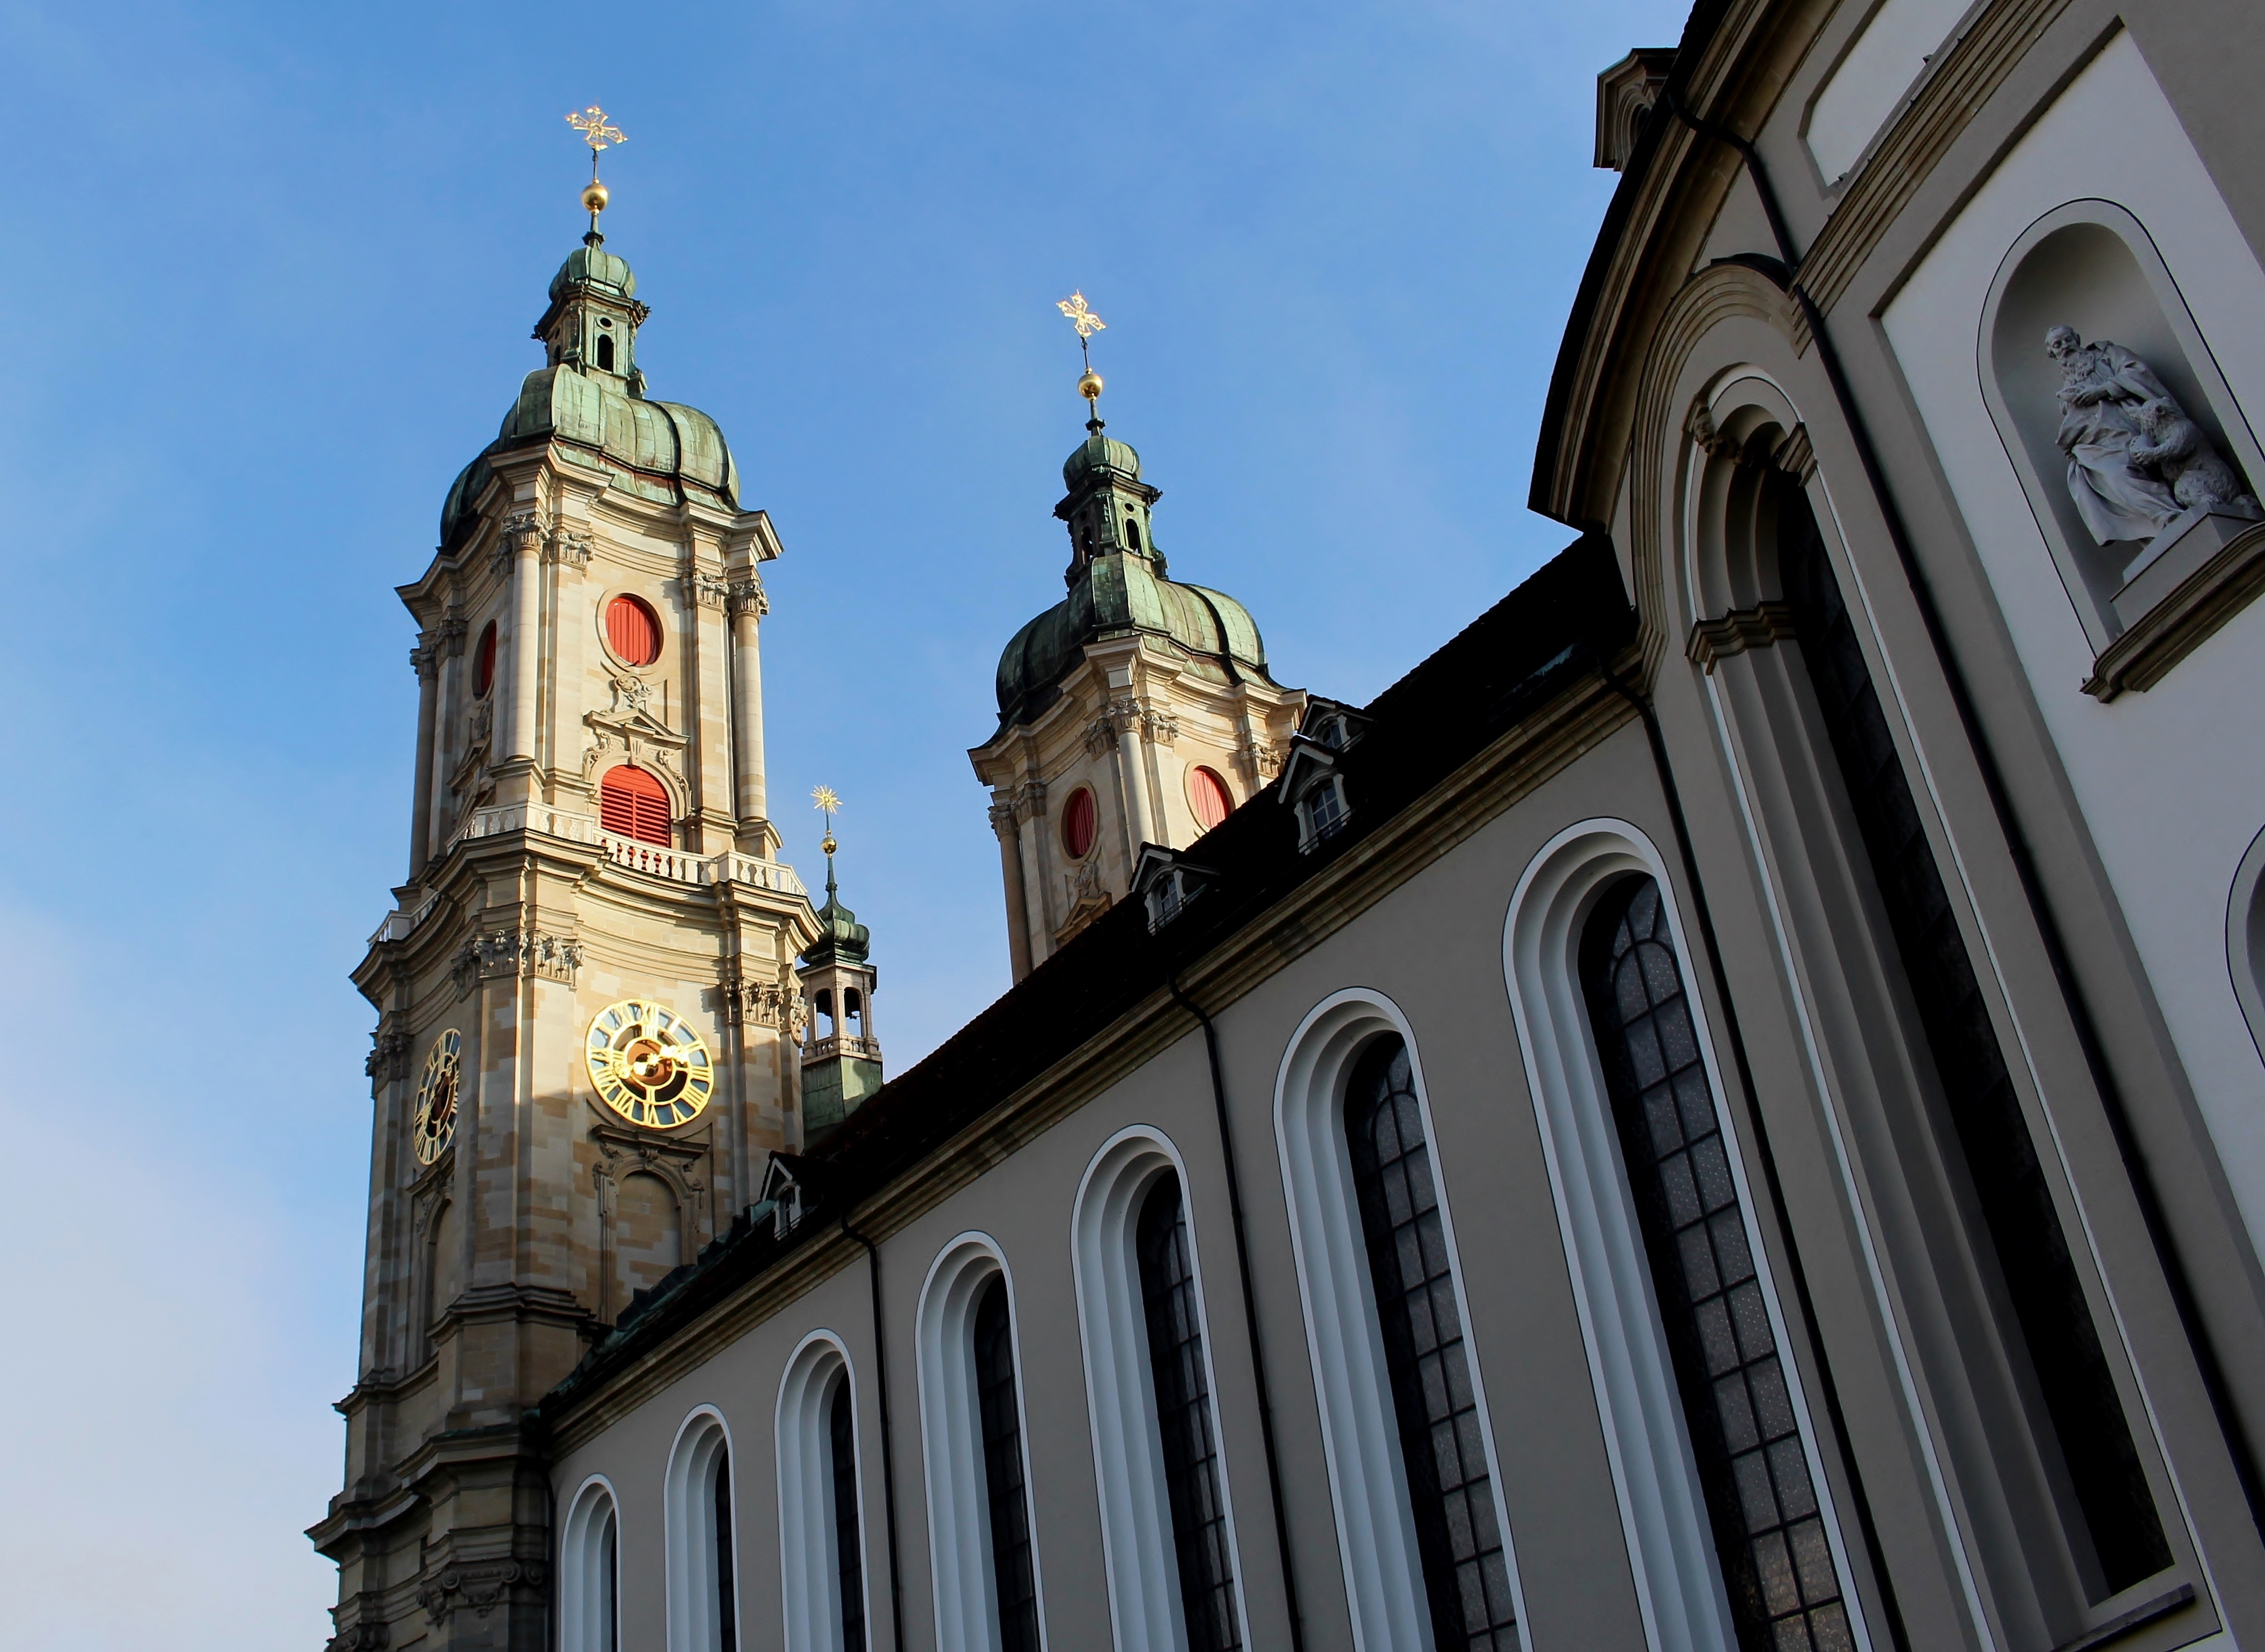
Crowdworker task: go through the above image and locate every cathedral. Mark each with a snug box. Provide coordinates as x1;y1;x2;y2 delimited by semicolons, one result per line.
316;6;2265;1651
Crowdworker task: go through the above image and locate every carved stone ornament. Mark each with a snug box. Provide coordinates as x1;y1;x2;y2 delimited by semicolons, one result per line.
1142;705;1180;744
1686;398;1742;461
1240;739;1286;781
1083;717;1118;761
680;568;732;611
365;1028;412;1081
451;928;582;994
987;799;1018;835
1015;778;1049;820
416;1558;545;1626
2047;326;2262;544
469;699;495;746
438;613;468;658
323;1622;390;1652
727;575;769;617
409;644;438;682
715;970;803;1030
582;674;685;787
545;525;594;568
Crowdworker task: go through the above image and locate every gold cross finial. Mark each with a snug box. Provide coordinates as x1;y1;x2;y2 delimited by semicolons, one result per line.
812;787;843;859
567;106;627;153
1057;291;1106;340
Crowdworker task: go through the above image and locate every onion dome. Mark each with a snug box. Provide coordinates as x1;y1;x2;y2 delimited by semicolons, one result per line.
993;419;1278;727
438;242;741;550
800;854;871;968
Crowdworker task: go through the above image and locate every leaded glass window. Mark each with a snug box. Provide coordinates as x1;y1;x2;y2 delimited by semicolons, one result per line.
1136;1174;1243;1652
975;1275;1042;1652
1343;1035;1519;1652
830;1376;867;1652
713;1444;737;1652
1777;488;2167;1594
1581;877;1852;1651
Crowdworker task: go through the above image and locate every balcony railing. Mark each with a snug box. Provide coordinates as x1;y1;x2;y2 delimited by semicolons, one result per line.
447;803;807;896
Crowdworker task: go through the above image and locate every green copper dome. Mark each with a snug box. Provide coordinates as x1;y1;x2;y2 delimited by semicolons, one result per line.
1063;429;1142;489
994;420;1275;725
438;241;739;549
801;855;872;968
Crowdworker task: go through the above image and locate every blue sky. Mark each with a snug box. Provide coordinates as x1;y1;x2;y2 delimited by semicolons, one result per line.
0;0;1683;1642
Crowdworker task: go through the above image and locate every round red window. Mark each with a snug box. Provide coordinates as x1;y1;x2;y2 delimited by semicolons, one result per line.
1187;766;1232;832
605;594;662;666
1061;787;1098;860
473;620;497;698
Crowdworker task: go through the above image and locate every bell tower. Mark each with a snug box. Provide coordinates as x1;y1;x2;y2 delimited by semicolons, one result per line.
969;295;1305;978
795;796;885;1143
312;118;820;1652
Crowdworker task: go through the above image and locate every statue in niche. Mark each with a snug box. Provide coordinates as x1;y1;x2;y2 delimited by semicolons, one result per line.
2045;325;2258;542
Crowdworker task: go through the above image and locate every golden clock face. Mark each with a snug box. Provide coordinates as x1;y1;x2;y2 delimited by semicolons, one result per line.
414;1029;462;1165
585;999;715;1129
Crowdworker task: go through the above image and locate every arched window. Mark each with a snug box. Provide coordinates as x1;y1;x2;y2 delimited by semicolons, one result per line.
1137;1178;1241;1651
918;1235;1047;1652
561;1477;620;1652
1127;517;1143;550
1186;767;1233;833
1780;496;2169;1592
474;620;497;699
1063;787;1098;861
1071;1129;1245;1652
1274;992;1522;1652
597;332;617;372
601;765;672;847
779;1335;869;1652
1343;1034;1519;1651
1581;877;1853;1650
665;1410;740;1652
976;1277;1041;1652
607;594;663;666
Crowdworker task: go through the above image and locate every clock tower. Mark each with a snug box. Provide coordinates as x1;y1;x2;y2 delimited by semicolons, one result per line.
311;146;819;1651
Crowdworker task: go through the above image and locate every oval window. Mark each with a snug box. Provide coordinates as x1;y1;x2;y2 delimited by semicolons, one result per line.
1062;787;1098;860
599;764;671;847
605;594;662;666
474;620;498;698
1187;766;1232;832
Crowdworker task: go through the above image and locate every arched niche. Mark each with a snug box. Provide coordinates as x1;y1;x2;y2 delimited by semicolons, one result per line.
1981;199;2265;650
1683;373;1810;627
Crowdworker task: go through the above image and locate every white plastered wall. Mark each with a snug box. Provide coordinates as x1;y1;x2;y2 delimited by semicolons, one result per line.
1883;30;2265;1257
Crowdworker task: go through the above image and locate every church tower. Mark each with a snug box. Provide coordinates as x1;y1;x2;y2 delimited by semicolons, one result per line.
970;317;1305;978
795;805;885;1143
312;126;819;1651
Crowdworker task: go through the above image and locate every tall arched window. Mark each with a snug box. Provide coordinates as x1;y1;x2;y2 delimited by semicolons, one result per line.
561;1478;621;1652
1072;1128;1246;1652
1581;877;1851;1650
779;1335;869;1652
918;1235;1049;1652
976;1276;1042;1652
666;1410;740;1652
1137;1176;1241;1652
601;765;672;847
1343;1034;1519;1652
1780;492;2168;1592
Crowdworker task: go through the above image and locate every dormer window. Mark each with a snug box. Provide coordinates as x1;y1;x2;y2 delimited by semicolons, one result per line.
1297;699;1371;753
1146;868;1194;929
1132;844;1218;932
1299;774;1348;848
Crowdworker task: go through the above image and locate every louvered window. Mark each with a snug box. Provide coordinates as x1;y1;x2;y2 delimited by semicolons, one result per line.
1187;766;1233;833
1063;787;1098;860
600;765;672;847
974;1275;1041;1652
1582;878;1853;1650
606;594;663;666
830;1376;867;1652
1137;1174;1242;1652
1344;1035;1519;1651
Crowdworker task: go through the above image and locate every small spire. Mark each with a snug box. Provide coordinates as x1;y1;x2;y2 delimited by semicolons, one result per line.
566;105;627;246
1057;290;1108;433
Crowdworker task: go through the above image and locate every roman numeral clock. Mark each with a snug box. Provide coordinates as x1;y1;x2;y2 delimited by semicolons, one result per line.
584;999;717;1128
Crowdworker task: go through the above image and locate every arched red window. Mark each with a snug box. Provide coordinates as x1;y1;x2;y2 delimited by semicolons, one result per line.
474;621;497;698
1062;787;1098;860
605;595;662;666
599;765;672;846
1187;766;1233;832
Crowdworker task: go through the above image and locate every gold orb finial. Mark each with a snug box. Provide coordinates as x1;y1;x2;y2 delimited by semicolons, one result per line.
581;179;610;216
1079;367;1104;402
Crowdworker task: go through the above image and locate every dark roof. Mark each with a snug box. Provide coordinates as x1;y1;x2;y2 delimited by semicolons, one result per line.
1526;0;1727;523
541;532;1635;1415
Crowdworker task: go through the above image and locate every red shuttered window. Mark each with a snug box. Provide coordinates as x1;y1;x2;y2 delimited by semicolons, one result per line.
605;595;662;666
1063;787;1098;859
1187;766;1233;832
474;621;498;698
600;765;672;846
